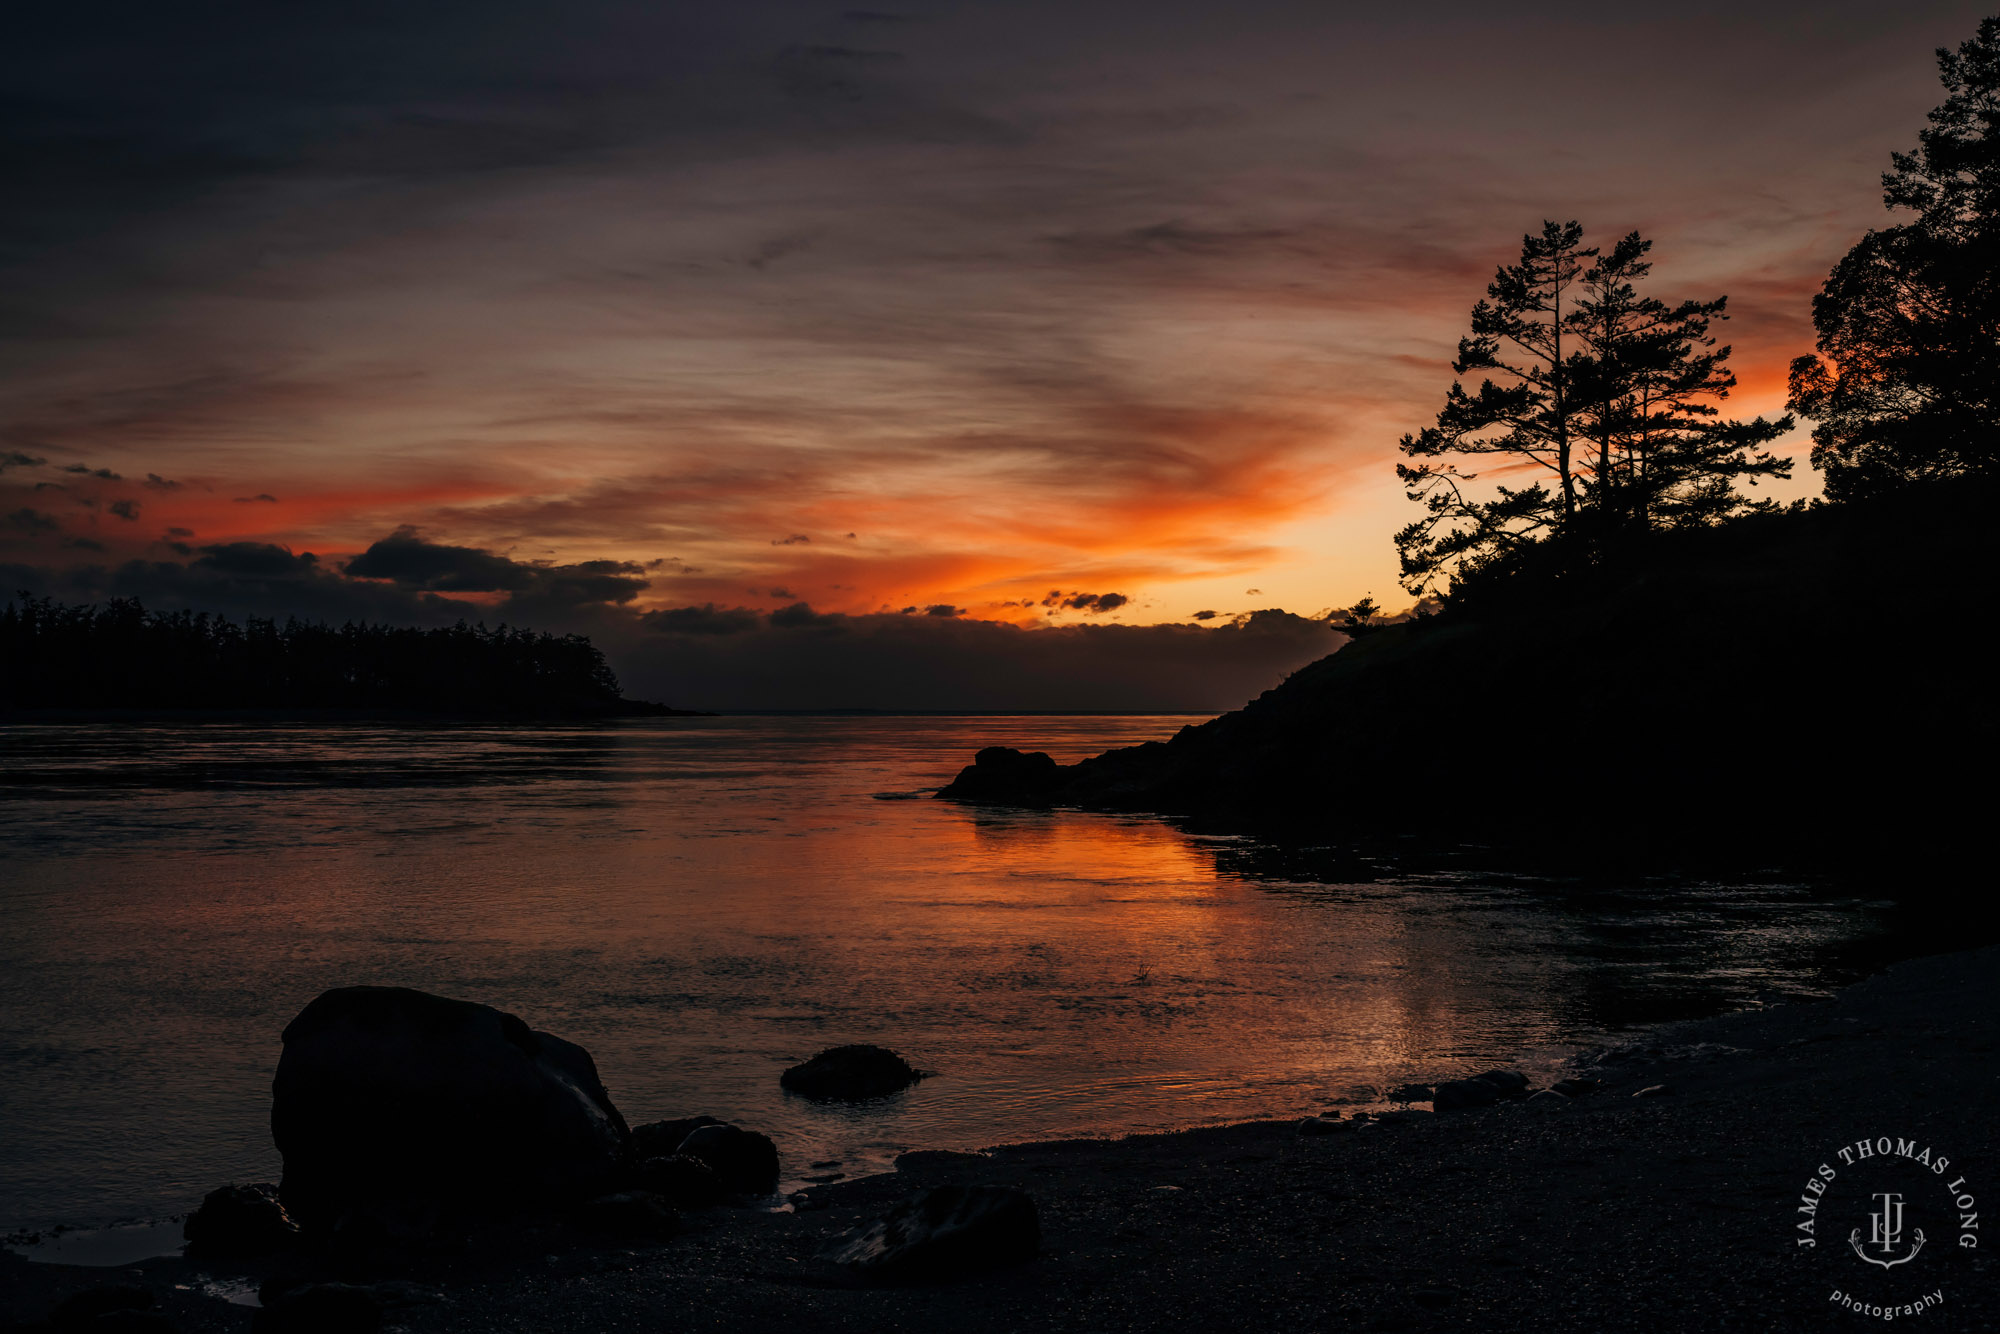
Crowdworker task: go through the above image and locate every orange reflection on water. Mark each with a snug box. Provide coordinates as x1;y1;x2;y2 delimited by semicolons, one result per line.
0;714;1887;1233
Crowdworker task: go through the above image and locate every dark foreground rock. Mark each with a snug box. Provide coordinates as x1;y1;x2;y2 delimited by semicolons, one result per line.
622;1117;777;1199
271;987;629;1235
184;1183;297;1258
675;1124;780;1196
1429;1068;1531;1110
826;1186;1040;1283
780;1045;926;1101
629;1116;724;1162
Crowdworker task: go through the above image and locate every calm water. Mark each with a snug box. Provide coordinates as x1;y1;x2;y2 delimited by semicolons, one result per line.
0;715;1896;1236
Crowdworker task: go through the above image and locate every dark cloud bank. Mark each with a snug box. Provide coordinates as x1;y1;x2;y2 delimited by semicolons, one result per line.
625;602;1342;713
4;531;1343;711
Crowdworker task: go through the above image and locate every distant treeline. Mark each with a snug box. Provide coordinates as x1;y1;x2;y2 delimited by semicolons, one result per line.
0;596;644;715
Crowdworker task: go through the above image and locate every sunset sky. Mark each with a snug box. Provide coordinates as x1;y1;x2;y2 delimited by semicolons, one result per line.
2;2;1988;705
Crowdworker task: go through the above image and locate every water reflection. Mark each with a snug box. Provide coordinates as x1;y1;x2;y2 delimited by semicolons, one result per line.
0;715;1895;1233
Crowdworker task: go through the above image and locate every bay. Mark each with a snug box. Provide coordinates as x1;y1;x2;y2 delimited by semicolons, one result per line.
0;715;1893;1234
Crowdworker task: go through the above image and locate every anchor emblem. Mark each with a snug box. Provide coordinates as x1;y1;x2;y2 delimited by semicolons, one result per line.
1849;1192;1926;1269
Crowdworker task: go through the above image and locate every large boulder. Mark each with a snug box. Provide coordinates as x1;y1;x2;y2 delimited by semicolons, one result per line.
936;748;1062;804
628;1116;724;1161
780;1045;925;1101
676;1124;779;1196
184;1182;298;1257
827;1185;1040;1282
271;987;629;1235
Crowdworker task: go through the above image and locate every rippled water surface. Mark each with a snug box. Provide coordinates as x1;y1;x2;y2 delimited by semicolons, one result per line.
0;715;1897;1233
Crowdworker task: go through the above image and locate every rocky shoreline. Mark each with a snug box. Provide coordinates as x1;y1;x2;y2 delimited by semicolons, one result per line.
6;946;1995;1332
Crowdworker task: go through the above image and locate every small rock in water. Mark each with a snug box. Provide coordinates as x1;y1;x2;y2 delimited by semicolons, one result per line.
1387;1082;1433;1103
185;1182;299;1257
633;1154;729;1209
1633;1083;1675;1099
780;1045;926;1101
1297;1114;1350;1136
677;1124;780;1196
826;1185;1040;1282
937;746;1061;804
1551;1077;1599;1097
252;1282;384;1334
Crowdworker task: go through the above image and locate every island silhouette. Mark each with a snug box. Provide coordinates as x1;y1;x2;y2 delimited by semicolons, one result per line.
0;596;693;718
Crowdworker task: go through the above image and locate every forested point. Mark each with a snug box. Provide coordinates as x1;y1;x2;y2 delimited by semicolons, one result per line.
0;597;678;716
942;471;1995;878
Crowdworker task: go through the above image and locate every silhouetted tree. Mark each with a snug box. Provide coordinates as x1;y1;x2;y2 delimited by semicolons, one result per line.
1399;222;1790;592
1329;596;1380;636
1568;233;1791;533
1789;17;2000;500
1396;221;1593;591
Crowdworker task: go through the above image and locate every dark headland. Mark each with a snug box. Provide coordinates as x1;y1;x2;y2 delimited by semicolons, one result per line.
4;945;1995;1332
940;479;1995;877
